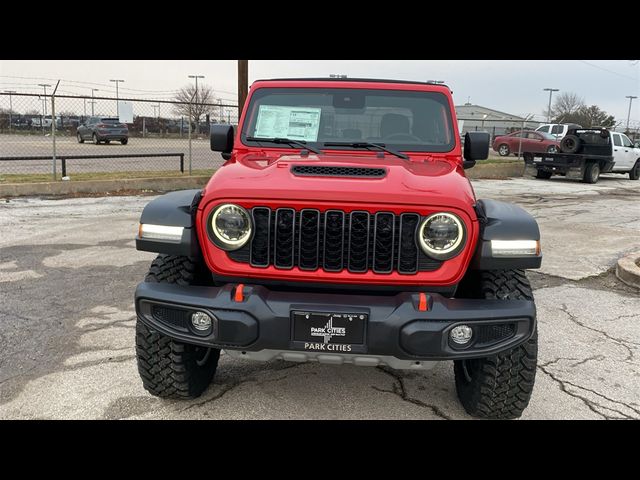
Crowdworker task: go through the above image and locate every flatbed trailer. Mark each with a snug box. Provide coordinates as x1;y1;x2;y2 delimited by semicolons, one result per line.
524;152;615;183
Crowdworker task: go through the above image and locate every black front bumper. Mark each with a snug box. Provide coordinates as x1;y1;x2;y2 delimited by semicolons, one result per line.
135;282;536;361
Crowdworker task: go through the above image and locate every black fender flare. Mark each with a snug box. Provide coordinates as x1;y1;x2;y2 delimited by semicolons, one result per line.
136;189;203;257
471;199;542;270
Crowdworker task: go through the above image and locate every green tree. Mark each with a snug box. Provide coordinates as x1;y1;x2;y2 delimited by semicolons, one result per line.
559;105;616;128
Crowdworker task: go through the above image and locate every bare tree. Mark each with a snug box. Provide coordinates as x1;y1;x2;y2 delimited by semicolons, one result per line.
547;92;585;122
172;84;218;126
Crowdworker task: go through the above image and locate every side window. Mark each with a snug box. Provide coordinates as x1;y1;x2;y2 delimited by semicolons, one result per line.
621;135;632;148
550;125;563;135
612;134;622;147
538;125;550;133
527;132;541;139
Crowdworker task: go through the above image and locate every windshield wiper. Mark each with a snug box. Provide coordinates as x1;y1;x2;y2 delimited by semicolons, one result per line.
245;136;321;154
323;141;409;160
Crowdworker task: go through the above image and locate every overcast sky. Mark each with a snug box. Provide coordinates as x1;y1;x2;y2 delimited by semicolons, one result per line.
1;60;638;124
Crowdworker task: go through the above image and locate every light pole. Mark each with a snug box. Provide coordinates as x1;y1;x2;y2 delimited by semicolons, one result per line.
188;75;204;131
38;83;51;116
91;88;99;116
109;79;124;116
543;88;559;123
625;95;638;132
4;90;16;131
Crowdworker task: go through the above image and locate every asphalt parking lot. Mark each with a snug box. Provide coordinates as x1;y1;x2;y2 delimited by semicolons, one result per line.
0;134;224;175
0;175;639;419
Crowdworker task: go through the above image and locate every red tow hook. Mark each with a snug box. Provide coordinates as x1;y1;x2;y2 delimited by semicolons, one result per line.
234;283;245;302
417;292;428;312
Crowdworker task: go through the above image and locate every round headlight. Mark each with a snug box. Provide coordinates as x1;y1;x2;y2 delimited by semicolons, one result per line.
209;203;252;250
418;212;465;260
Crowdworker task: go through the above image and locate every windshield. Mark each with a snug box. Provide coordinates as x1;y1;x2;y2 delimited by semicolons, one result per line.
241;87;455;152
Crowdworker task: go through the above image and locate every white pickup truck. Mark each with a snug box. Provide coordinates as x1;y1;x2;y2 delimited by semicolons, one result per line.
524;128;640;183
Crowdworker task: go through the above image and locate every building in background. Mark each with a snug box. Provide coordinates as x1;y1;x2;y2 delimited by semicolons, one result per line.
455;103;540;141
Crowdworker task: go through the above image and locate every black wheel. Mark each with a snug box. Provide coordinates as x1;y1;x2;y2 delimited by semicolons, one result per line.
546;145;557;154
535;170;552;179
454;270;537;419
498;144;510;156
630;161;640;181
104;140;111;144
136;255;220;399
76;132;84;144
121;138;128;145
560;134;580;153
583;162;600;184
92;133;100;145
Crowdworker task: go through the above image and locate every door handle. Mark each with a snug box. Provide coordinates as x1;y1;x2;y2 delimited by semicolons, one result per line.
614;149;618;151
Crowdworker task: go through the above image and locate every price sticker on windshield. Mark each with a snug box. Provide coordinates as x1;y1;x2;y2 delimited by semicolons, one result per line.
254;105;321;141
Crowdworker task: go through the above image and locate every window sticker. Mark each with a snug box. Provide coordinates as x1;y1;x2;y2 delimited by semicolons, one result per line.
254;105;322;141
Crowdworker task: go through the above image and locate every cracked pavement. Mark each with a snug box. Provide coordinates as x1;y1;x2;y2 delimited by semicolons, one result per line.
0;174;639;419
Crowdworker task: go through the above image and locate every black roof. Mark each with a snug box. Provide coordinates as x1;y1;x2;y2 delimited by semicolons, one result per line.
255;77;450;88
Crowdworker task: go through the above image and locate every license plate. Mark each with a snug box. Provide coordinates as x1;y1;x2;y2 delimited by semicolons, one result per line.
291;311;367;352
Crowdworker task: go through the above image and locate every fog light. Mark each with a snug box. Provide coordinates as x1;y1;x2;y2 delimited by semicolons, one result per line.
191;311;212;331
450;325;473;345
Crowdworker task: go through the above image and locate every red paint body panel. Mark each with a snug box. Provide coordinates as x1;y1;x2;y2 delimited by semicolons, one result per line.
196;79;479;287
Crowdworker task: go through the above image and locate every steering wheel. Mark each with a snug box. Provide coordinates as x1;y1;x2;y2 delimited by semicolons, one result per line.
383;132;422;142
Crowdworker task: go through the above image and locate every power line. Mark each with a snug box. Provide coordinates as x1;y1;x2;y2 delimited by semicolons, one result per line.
579;61;638;82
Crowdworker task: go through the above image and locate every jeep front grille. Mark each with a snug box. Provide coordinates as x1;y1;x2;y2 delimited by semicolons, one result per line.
227;208;442;274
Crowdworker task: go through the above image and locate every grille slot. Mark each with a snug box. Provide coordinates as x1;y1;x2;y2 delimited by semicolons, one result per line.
299;209;320;270
274;208;295;269
292;165;386;178
250;207;271;267
227;208;442;275
324;210;345;271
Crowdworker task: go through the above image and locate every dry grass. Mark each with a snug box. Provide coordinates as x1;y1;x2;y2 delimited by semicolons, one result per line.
0;169;215;184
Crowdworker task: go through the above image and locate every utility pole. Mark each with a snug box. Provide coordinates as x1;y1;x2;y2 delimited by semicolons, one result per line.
625;95;638;132
543;88;559;123
91;88;99;116
4;90;16;131
38;83;51;116
238;60;248;116
188;75;205;133
109;79;124;116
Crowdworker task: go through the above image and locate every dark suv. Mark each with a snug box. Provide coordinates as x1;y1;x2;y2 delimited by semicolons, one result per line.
77;117;129;144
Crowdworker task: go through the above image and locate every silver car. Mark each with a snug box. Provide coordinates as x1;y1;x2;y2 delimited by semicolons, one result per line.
77;117;129;145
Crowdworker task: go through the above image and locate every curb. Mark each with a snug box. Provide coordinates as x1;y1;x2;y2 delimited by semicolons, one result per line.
616;251;640;289
0;176;210;197
0;162;525;197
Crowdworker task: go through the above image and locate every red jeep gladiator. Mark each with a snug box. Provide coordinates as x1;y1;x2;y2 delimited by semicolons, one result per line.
134;78;542;419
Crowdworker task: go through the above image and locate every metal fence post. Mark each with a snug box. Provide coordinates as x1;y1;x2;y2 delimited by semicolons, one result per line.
51;95;56;180
188;101;193;175
61;158;66;177
180;154;184;173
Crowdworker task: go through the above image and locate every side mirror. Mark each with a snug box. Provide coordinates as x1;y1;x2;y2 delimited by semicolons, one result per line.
634;142;640;149
463;131;490;169
210;124;235;160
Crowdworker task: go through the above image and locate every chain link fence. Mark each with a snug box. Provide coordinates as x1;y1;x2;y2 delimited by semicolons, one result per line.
0;92;239;181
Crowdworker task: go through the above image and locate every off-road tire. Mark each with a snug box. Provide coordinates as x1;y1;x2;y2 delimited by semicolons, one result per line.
498;144;510;156
630;161;640;180
454;269;537;419
560;134;580;153
136;254;220;399
535;170;552;179
583;162;600;184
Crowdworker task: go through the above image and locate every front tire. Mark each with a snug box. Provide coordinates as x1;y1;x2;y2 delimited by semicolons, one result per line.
630;161;640;180
535;170;552;179
77;132;84;143
92;133;100;145
136;255;220;399
498;144;510;156
454;269;537;419
121;138;128;145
